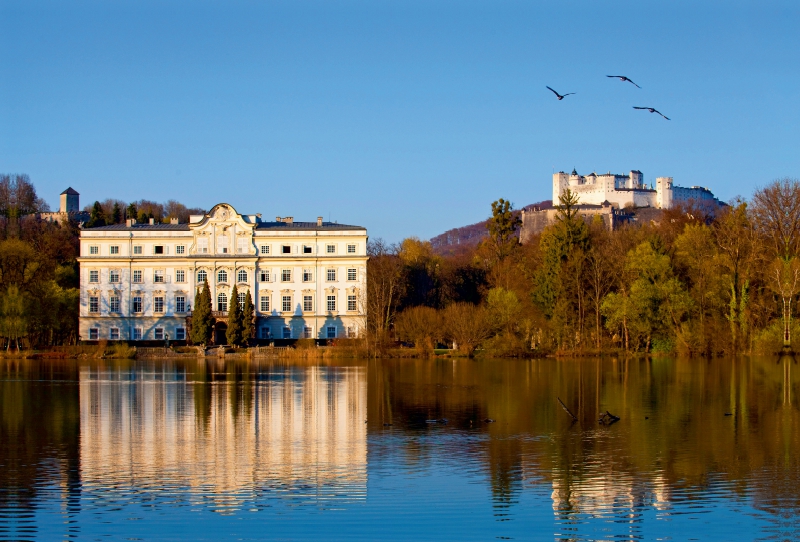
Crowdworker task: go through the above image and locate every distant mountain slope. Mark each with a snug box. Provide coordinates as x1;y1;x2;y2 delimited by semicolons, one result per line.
429;200;552;256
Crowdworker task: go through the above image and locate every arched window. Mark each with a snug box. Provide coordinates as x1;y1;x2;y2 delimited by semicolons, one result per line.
237;269;247;283
197;270;207;284
217;292;228;312
217;270;228;283
238;291;246;310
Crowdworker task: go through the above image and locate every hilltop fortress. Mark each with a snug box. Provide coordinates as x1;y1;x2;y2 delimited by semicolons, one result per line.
552;169;721;210
520;169;722;243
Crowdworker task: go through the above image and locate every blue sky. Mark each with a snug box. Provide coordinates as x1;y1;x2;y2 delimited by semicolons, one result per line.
2;1;799;241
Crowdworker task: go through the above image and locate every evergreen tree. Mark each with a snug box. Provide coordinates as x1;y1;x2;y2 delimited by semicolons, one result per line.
486;198;522;262
127;202;137;221
226;285;244;346
112;202;122;224
87;201;107;228
242;290;255;344
190;279;214;345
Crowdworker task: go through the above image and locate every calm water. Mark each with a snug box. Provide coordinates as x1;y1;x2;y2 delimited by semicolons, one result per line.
1;356;799;541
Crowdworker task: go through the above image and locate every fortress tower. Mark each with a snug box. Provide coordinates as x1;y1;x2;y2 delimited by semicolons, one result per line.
60;187;80;213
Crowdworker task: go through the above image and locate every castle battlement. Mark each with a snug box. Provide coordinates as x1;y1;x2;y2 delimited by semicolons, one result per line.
553;169;720;210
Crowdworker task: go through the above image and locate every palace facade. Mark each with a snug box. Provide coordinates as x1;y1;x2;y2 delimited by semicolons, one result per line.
78;203;367;344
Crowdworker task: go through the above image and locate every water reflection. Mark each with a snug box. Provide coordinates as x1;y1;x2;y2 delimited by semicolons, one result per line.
2;356;800;540
80;360;367;513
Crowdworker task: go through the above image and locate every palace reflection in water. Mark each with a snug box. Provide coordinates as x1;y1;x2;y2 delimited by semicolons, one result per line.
2;356;800;540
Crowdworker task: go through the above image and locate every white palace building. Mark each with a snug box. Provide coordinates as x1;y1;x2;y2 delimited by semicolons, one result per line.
78;203;367;344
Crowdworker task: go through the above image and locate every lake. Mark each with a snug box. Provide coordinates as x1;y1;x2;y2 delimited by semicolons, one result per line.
1;356;798;541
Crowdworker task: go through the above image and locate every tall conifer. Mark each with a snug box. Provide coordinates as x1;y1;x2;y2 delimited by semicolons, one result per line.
226;285;244;346
190;278;214;345
242;290;255;345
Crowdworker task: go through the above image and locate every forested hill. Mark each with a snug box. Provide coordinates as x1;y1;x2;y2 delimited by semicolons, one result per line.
429;200;552;256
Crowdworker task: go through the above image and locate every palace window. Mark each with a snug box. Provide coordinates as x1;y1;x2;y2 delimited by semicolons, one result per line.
281;269;291;282
154;270;165;283
282;245;291;254
346;326;356;338
154;328;164;340
133;270;143;283
154;245;165;255
303;326;313;339
109;270;120;283
154;296;164;313
176;296;185;313
327;269;336;281
327;295;336;312
217;235;229;254
176;270;185;283
347;295;357;312
132;327;142;340
303;245;312;254
260;269;270;282
282;295;292;312
176;245;185;255
282;327;291;339
217;293;228;312
110;245;119;255
89;246;99;255
89;270;99;283
110;328;120;340
259;327;270;339
347;244;356;254
217;270;228;283
327;326;337;339
175;327;186;341
237;269;247;283
110;296;120;313
132;297;142;313
238;291;246;310
197;238;208;254
347;268;357;281
326;244;335;254
303;295;313;312
260;245;270;255
260;295;270;312
133;245;143;255
89;296;99;313
197;270;207;283
89;328;99;340
303;269;313;282
237;238;248;254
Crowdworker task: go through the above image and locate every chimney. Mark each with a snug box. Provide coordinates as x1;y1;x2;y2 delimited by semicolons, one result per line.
276;216;281;222
149;218;155;225
126;218;137;227
317;216;323;226
170;218;178;225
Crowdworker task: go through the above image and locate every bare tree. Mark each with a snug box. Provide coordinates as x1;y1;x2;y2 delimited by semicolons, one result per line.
366;239;404;343
443;302;492;356
751;179;800;347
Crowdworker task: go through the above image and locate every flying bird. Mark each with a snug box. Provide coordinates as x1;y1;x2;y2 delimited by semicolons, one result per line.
607;75;641;88
546;86;575;100
633;106;670;120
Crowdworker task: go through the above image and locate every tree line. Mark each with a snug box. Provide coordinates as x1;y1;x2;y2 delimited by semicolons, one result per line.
86;198;206;227
367;179;800;357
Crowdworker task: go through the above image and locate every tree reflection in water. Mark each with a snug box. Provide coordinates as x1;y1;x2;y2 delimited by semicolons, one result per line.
1;356;799;540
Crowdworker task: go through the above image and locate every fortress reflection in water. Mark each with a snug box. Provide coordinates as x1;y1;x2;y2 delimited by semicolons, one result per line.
79;363;367;510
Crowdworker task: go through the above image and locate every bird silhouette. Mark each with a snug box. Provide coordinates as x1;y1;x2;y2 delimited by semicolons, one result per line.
633;106;670;120
546;86;575;100
607;75;641;88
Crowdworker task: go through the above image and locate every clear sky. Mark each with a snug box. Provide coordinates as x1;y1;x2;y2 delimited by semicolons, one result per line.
2;1;799;241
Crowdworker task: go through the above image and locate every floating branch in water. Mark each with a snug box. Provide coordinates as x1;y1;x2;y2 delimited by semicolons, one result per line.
598;411;620;425
557;397;578;422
